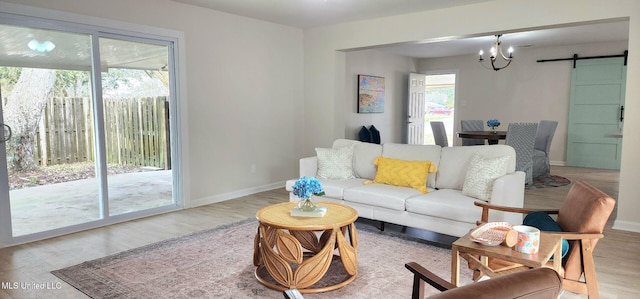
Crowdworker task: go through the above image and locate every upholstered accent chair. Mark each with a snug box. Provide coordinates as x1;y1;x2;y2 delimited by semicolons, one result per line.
405;264;562;299
505;122;538;185
473;181;615;299
460;120;485;146
532;120;558;178
430;121;448;147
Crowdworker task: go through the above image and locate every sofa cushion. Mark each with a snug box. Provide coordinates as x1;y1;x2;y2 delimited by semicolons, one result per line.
317;178;367;199
315;146;355;179
381;143;441;188
333;139;382;180
343;184;424;211
366;156;437;193
405;189;480;224
437;145;516;190
462;154;509;201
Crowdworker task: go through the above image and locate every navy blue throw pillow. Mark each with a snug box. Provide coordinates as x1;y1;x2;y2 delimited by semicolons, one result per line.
523;211;569;260
369;125;381;144
358;126;372;143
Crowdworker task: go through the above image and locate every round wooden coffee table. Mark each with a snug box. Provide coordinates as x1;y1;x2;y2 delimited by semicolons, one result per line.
253;202;358;293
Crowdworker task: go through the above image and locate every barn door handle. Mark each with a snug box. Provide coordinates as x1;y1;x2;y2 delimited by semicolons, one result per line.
1;124;11;143
620;105;624;122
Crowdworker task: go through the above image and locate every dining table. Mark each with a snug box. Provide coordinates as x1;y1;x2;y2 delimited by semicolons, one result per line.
457;130;507;145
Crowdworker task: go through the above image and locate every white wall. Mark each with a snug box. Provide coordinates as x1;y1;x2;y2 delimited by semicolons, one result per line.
344;50;417;144
5;0;640;233
0;0;304;207
416;41;629;165
302;0;640;233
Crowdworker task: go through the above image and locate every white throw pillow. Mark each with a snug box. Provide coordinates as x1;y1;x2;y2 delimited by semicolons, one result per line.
315;146;355;179
462;154;509;201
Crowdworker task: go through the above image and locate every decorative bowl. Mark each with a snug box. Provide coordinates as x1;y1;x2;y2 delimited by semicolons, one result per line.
470;222;513;246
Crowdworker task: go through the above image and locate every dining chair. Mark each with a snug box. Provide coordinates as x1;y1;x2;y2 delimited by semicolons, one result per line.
430;121;448;147
532;120;558;178
505;122;538;185
460;120;485;146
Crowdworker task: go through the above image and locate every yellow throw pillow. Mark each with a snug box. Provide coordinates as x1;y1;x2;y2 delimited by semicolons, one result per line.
365;156;437;193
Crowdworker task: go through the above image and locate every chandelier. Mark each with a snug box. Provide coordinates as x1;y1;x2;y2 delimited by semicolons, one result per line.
478;34;513;71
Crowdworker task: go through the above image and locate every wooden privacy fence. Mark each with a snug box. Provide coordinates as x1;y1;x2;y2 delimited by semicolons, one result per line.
35;96;170;169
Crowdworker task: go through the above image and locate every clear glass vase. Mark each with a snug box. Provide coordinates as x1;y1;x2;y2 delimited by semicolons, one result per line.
297;196;317;212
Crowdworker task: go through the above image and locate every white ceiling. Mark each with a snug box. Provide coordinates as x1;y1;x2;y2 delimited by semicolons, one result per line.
171;0;629;58
171;0;492;29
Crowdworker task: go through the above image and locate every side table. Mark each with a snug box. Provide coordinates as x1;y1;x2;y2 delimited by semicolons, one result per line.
254;202;358;293
451;231;562;286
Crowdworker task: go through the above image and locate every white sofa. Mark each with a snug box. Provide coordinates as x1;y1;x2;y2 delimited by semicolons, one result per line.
285;139;525;237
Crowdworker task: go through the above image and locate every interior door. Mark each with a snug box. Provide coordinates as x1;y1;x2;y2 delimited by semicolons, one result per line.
407;73;425;144
567;57;626;169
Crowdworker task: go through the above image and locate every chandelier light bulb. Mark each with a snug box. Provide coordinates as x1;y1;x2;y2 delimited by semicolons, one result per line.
478;34;514;71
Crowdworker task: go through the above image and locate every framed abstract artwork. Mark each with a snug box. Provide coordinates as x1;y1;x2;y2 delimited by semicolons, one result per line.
357;74;385;113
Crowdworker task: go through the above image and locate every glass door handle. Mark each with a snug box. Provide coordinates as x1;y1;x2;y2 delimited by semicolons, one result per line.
1;123;11;143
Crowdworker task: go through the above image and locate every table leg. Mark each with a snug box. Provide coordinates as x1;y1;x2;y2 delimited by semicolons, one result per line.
451;245;460;286
255;223;358;293
480;255;488;278
552;239;562;273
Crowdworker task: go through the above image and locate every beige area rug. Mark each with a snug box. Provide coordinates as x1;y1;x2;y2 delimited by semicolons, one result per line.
52;219;473;298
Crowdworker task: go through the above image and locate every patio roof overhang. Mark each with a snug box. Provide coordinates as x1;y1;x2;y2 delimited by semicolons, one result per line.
0;24;167;71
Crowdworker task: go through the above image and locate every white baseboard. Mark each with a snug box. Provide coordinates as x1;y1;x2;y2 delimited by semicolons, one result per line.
550;160;566;166
186;181;285;208
612;220;640;233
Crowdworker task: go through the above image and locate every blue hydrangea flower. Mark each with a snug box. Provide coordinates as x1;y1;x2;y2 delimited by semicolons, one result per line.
292;176;325;199
487;119;501;128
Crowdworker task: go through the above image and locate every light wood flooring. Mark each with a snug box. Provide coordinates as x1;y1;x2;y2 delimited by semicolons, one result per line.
0;166;637;298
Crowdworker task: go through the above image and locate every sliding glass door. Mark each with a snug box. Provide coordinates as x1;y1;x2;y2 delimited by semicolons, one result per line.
98;36;174;216
0;15;179;246
0;24;101;238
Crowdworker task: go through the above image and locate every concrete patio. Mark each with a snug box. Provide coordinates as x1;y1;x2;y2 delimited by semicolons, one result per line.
9;170;173;236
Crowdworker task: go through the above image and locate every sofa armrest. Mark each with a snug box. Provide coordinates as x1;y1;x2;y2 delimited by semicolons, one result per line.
285;156;319;196
487;171;526;224
300;156;318;177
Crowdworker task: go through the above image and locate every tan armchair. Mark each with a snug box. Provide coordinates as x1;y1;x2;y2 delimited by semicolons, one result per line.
405;263;562;298
474;181;615;299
